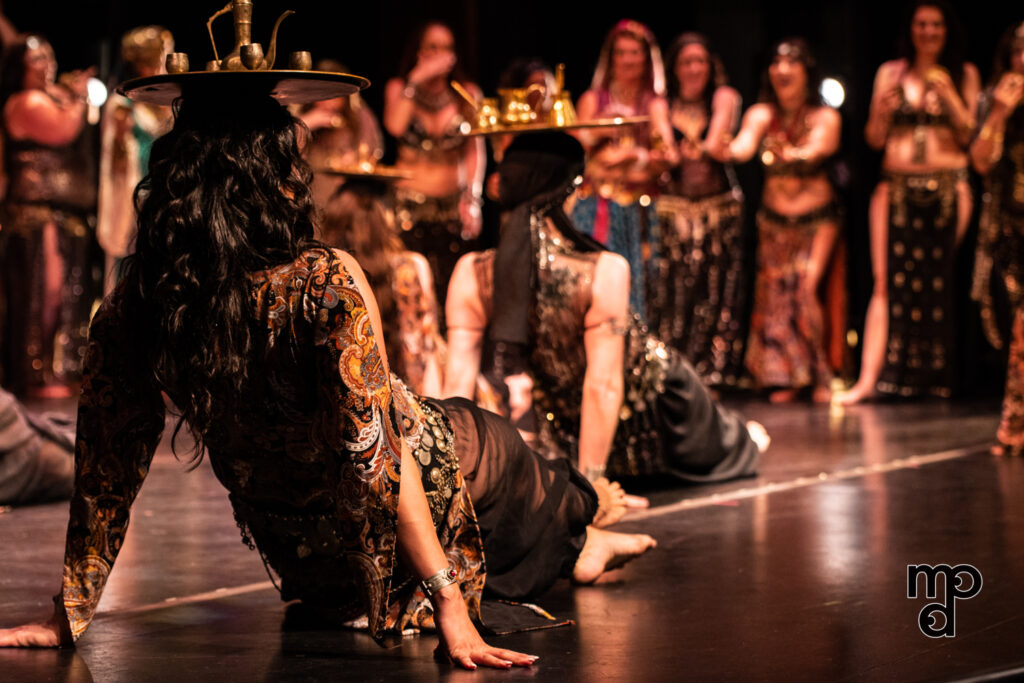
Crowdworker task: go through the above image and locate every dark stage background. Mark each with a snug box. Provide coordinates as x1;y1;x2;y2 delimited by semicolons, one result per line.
5;0;1022;395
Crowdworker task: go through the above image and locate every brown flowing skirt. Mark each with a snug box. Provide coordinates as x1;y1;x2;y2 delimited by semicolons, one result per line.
745;204;839;389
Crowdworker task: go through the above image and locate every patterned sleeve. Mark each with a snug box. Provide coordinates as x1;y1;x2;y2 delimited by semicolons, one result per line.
310;250;404;641
55;295;167;645
391;254;445;396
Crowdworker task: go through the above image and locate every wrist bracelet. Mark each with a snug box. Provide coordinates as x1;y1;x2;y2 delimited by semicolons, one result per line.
979;125;1004;144
421;565;458;597
584;465;606;483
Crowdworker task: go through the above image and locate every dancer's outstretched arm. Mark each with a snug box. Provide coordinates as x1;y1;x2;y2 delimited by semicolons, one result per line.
339;251;535;671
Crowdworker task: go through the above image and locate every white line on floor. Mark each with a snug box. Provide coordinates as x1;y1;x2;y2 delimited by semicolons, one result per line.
623;443;986;522
96;581;276;619
91;443;987;618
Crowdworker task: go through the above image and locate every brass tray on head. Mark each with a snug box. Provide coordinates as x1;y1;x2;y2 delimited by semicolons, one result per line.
118;70;369;106
462;115;650;137
314;163;413;182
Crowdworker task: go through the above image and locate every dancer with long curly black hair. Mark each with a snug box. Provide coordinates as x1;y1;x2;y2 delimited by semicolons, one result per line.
0;58;654;668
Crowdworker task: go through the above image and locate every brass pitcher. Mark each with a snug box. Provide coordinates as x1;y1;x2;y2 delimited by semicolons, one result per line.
497;83;545;125
206;0;293;71
548;64;577;126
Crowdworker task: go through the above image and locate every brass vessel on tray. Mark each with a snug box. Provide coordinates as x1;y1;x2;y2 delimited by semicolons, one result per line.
118;1;368;106
452;64;647;136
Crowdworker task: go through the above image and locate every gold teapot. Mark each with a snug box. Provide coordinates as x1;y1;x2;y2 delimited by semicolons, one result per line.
547;64;577;127
202;0;293;72
496;83;546;125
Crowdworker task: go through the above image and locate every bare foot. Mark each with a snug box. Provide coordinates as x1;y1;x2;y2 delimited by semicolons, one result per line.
746;420;771;453
624;494;649;509
572;526;657;584
832;382;877;406
591;477;628;528
769;388;798;404
811;385;832;404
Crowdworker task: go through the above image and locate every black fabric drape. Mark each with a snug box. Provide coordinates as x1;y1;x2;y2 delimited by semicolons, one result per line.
489;133;596;351
437;397;596;600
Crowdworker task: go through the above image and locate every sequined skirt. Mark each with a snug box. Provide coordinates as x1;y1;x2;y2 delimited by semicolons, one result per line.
650;190;747;386
998;309;1024;455
0;202;95;394
877;169;964;397
971;176;1024;350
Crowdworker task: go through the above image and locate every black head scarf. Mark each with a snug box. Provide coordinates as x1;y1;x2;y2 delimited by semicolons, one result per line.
488;132;602;350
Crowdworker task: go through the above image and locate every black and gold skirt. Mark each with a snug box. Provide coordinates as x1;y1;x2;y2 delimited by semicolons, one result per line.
650;190;747;387
877;169;965;398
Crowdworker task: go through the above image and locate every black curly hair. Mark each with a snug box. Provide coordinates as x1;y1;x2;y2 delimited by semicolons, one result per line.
121;92;318;462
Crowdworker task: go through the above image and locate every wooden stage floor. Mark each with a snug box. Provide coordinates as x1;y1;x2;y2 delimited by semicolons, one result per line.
2;399;1023;682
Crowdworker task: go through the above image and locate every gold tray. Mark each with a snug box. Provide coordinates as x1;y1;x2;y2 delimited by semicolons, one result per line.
314;164;412;181
462;115;650;137
119;70;369;106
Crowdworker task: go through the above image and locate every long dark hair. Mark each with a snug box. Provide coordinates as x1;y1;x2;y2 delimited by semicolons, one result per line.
897;0;967;91
0;34;47;108
665;32;729;113
121;93;318;462
989;21;1024;88
759;37;824;107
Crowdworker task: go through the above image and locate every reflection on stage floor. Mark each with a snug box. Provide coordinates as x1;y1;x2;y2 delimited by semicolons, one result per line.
2;398;1022;682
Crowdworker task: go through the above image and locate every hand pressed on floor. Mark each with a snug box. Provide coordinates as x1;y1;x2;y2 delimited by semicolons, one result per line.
432;583;537;670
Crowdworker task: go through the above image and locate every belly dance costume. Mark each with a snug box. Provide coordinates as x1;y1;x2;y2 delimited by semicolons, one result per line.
395;113;474;320
0;119;97;395
570;89;658;321
471;213;758;483
54;248;596;645
745;117;839;390
651;117;746;386
877;95;963;398
972;98;1024;452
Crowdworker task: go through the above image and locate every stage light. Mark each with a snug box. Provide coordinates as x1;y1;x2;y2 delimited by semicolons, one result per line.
820;78;845;108
87;78;108;108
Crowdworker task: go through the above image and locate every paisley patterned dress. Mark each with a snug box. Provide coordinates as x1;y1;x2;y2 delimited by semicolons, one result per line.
53;247;593;645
